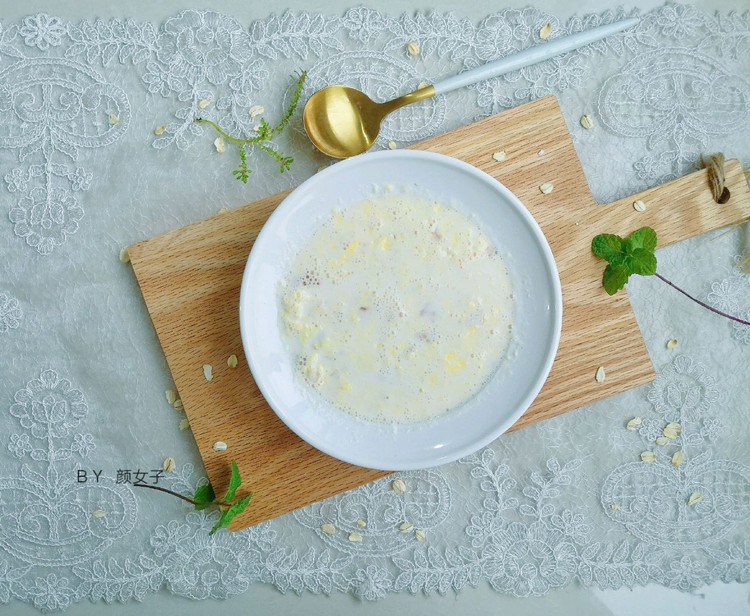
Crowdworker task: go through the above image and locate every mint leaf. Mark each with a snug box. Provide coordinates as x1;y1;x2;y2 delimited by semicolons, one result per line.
593;227;658;295
193;484;215;511
591;234;623;261
627;248;657;276
626;227;657;253
209;493;253;535
602;264;630;295
224;460;241;502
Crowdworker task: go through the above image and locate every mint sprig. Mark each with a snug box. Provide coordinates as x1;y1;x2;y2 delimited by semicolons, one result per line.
195;71;306;183
592;226;750;326
592;227;657;295
133;459;253;535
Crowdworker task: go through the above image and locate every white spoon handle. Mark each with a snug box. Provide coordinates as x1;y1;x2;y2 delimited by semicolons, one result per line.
432;18;638;96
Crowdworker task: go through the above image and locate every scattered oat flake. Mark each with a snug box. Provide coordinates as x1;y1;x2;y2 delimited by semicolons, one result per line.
213;441;227;451
640;451;656;463
625;417;642;431
540;182;554;194
406;41;420;56
248;105;264;118
671;451;684;466
492;151;506;162
687;492;703;506
580;114;594;129
391;479;406;494
595;366;606;383
109;113;119;125
173;399;184;411
198;98;211;109
655;436;670;446
388;140;398;150
539;23;553;40
415;530;426;542
163;457;176;473
179;418;190;431
203;364;213;381
165;389;177;405
633;199;647;212
418;81;429;89
227;354;238;368
399;522;414;533
119;247;130;263
154;125;166;135
92;509;107;518
320;523;336;535
667;339;678;349
348;532;363;542
214;137;226;153
663;422;682;439
357;519;366;528
218;206;230;214
611;503;619;511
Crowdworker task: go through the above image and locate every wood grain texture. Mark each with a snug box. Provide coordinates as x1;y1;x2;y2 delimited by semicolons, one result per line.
128;96;750;529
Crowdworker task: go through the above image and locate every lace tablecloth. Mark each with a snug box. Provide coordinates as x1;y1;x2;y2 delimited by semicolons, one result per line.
0;3;748;612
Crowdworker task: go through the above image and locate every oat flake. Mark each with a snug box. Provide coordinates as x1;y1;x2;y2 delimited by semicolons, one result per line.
626;417;642;430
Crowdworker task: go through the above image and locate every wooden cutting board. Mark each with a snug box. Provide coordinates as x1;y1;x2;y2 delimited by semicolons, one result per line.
127;95;750;530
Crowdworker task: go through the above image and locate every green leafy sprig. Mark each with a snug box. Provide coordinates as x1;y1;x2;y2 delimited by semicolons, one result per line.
592;227;657;295
133;460;252;535
592;226;750;326
195;71;306;183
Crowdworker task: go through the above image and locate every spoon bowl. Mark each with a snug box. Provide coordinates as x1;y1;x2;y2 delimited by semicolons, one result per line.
303;85;433;159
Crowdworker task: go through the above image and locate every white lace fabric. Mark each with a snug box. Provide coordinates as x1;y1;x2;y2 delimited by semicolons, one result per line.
0;4;749;611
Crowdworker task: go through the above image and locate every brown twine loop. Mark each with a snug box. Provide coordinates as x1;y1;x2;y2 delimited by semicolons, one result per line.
699;153;730;204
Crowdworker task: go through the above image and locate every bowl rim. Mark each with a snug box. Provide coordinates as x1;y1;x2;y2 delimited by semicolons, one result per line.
239;149;562;470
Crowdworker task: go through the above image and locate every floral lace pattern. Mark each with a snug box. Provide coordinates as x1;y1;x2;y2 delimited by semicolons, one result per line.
0;292;22;333
1;370;137;575
0;4;749;611
0;54;129;254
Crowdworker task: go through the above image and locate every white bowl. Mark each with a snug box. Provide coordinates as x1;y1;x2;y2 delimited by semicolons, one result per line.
239;150;561;471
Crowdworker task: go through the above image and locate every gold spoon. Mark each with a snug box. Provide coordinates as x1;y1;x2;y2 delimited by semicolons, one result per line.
303;18;638;159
